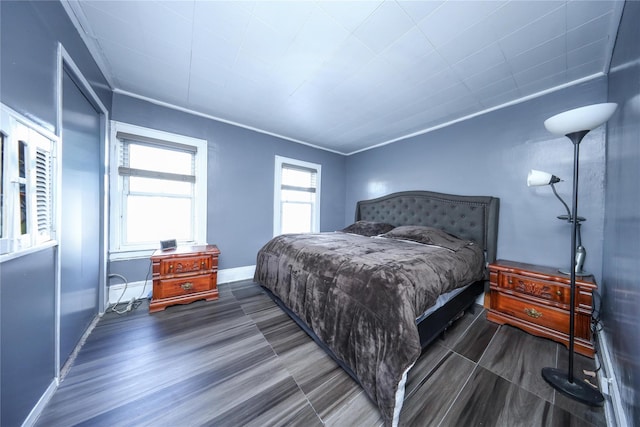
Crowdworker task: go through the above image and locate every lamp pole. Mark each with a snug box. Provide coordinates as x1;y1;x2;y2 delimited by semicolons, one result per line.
566;130;587;383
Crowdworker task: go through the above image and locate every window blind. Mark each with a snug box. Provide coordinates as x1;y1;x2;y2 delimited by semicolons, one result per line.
281;163;317;193
118;138;196;183
35;145;52;238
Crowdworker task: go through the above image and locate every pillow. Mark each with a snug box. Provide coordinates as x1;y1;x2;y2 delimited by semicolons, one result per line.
339;220;395;237
380;225;472;251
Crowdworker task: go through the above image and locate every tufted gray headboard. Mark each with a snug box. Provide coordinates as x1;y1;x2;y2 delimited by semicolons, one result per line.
355;190;500;264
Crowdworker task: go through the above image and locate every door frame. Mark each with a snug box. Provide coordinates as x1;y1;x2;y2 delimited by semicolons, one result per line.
55;43;110;378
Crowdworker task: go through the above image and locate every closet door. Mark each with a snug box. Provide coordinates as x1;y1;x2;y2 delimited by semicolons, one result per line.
59;69;101;369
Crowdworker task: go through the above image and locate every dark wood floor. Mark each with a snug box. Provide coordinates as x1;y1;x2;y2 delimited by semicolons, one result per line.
36;280;606;426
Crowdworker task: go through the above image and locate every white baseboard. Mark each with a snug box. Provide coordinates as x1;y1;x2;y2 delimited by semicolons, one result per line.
218;265;255;284
108;279;150;304
21;379;57;427
107;265;256;304
596;328;630;427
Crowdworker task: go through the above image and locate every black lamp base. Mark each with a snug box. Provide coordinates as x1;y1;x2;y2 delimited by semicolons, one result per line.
541;367;604;406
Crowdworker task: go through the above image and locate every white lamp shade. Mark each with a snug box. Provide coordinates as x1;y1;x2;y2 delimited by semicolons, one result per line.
544;103;618;135
527;169;556;187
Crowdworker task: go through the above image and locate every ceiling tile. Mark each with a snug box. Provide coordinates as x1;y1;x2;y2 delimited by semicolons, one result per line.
463;62;513;92
310;36;375;89
567;0;615;30
434;21;500;65
418;0;506;48
472;76;518;101
188;75;225;100
97;39;147;78
251;1;313;40
518;70;568;97
482;0;565;39
160;0;195;21
452;42;506;81
356;55;397;88
80;3;145;52
567;59;604;80
567;12;614;51
396;0;444;23
480;87;521;109
380;26;434;70
290;5;351;59
354;1;415;54
431;83;474;106
444;94;484;113
513;55;566;88
498;5;566;59
239;16;291;63
317;1;382;32
568;38;608;69
193;1;252;44
191;27;241;68
231;52;273;84
142;37;191;71
401;51;450;84
80;0;143;25
136;2;193;49
190;54;233;88
508;35;565;75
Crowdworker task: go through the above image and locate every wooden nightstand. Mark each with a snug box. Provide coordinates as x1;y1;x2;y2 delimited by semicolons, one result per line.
486;260;596;357
149;244;220;313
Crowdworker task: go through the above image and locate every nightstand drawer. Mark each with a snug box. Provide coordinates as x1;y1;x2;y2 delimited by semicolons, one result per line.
154;274;214;299
491;292;569;334
498;272;569;305
159;255;214;275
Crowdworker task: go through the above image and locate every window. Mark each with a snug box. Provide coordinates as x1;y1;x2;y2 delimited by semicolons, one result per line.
274;156;321;236
0;104;56;256
110;122;207;258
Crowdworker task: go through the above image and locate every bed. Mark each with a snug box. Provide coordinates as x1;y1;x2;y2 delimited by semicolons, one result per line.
254;190;499;426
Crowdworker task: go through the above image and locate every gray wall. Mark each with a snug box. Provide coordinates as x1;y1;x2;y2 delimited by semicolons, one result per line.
108;94;346;281
0;1;110;425
603;1;640;423
0;1;111;130
0;248;56;427
346;79;608;282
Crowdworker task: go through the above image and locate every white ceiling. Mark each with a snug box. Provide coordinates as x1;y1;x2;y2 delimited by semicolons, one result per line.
63;0;623;155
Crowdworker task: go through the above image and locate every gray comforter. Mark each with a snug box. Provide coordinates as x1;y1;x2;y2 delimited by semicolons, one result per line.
254;232;484;425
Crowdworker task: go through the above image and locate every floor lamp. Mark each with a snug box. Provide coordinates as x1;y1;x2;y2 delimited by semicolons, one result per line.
540;102;617;406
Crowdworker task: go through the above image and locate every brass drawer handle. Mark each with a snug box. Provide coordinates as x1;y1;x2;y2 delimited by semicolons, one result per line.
556;290;562;296
169;264;173;270
524;308;542;318
508;277;513;284
181;282;194;290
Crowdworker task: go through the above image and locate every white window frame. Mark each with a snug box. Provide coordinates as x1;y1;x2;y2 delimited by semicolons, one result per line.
273;155;321;236
109;121;207;260
0;103;58;260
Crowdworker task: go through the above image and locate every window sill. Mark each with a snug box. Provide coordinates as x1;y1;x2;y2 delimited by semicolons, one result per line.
109;241;203;261
109;249;155;261
0;240;58;263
